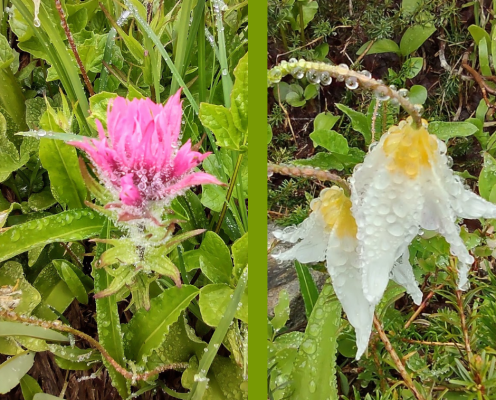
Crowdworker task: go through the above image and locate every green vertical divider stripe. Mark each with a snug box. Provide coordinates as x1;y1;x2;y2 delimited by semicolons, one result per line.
248;0;268;398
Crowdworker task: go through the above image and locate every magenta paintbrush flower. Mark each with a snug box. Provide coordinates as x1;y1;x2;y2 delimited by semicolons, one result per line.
70;90;222;210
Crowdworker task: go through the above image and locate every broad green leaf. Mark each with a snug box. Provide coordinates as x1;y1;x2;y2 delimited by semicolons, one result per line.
20;375;43;400
0;202;21;229
469;24;491;55
479;37;492;76
408;85;428;105
335;103;372;144
48;343;101;371
284;283;341;399
479;153;496;203
93;220;130;398
52;260;88;304
304;84;318;100
310;129;349;154
0;209;105;262
400;24;436;56
271;289;290;331
428;121;478;140
376;281;406;316
0;352;35;394
28;187;57;211
356;39;401;55
0;33;14;69
201;184;226;212
0;113;37;182
200;103;242;151
199;283;248;326
294;261;319;318
314;112;340;131
87;92;117;130
404;57;423;79
231;232;248;281
33;394;61;400
230;53;248;134
0;261;41;314
292;153;344;171
39;138;87;209
0;322;68;342
32;264;74;320
285;91;306;107
197;231;232;284
402;0;421;16
124;285;199;362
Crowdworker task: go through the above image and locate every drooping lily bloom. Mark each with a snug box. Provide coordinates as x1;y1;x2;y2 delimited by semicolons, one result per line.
350;116;496;308
273;187;421;358
70;91;221;211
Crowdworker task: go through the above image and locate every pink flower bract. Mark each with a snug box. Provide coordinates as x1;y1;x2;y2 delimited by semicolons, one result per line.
70;90;222;208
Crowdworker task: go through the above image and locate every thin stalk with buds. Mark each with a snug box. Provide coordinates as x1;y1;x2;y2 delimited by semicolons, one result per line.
0;310;187;382
267;60;423;128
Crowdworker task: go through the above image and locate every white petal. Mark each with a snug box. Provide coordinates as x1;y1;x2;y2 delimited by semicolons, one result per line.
390;251;423;305
273;212;329;264
457;262;470;290
352;148;422;304
326;234;373;359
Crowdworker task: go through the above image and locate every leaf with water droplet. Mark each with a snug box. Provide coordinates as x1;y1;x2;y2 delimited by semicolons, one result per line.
0;351;35;394
282;282;341;399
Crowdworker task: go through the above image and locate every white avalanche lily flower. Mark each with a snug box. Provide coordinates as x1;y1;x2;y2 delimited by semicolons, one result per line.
273;187;420;358
351;116;496;308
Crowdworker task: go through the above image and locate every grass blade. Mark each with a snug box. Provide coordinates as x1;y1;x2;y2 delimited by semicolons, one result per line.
294;261;319;318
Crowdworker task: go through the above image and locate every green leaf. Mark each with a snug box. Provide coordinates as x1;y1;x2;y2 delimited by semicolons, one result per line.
356;39;400;55
199;283;248;326
87;92;117;130
93;220;130;398
197;231;232;284
428;121;478;140
124;285;199;362
335;103;372;144
0;322;68;342
285;91;306;107
304;84;318;100
28;187;57;211
294;261;319;318
469;24;491;54
231;232;248;281
32;264;74;320
408;85;428;105
314;112;340;131
201;184;226;212
284;283;341;399
0;352;35;394
292;153;344;171
48;343;101;371
0;113;37;183
33;394;61;400
479;153;496;203
402;0;421;16
479;37;492;76
52;260;88;304
0;33;14;69
310;129;349;154
400;24;436;56
230;53;248;134
0;209;105;263
94;265;139;299
404;57;423;79
39;138;87;209
144;247;181;286
0;261;41;314
199;103;242;151
271;289;290;331
20;375;43;400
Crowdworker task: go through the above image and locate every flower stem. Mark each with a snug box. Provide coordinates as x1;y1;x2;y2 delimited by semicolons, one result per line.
267;163;351;196
373;314;426;400
0;310;187;381
54;0;95;96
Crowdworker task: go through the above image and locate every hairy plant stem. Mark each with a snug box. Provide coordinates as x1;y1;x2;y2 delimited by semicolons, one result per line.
455;289;472;358
54;0;95;96
373;315;425;400
0;310;187;381
267;162;351;196
268;61;422;127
